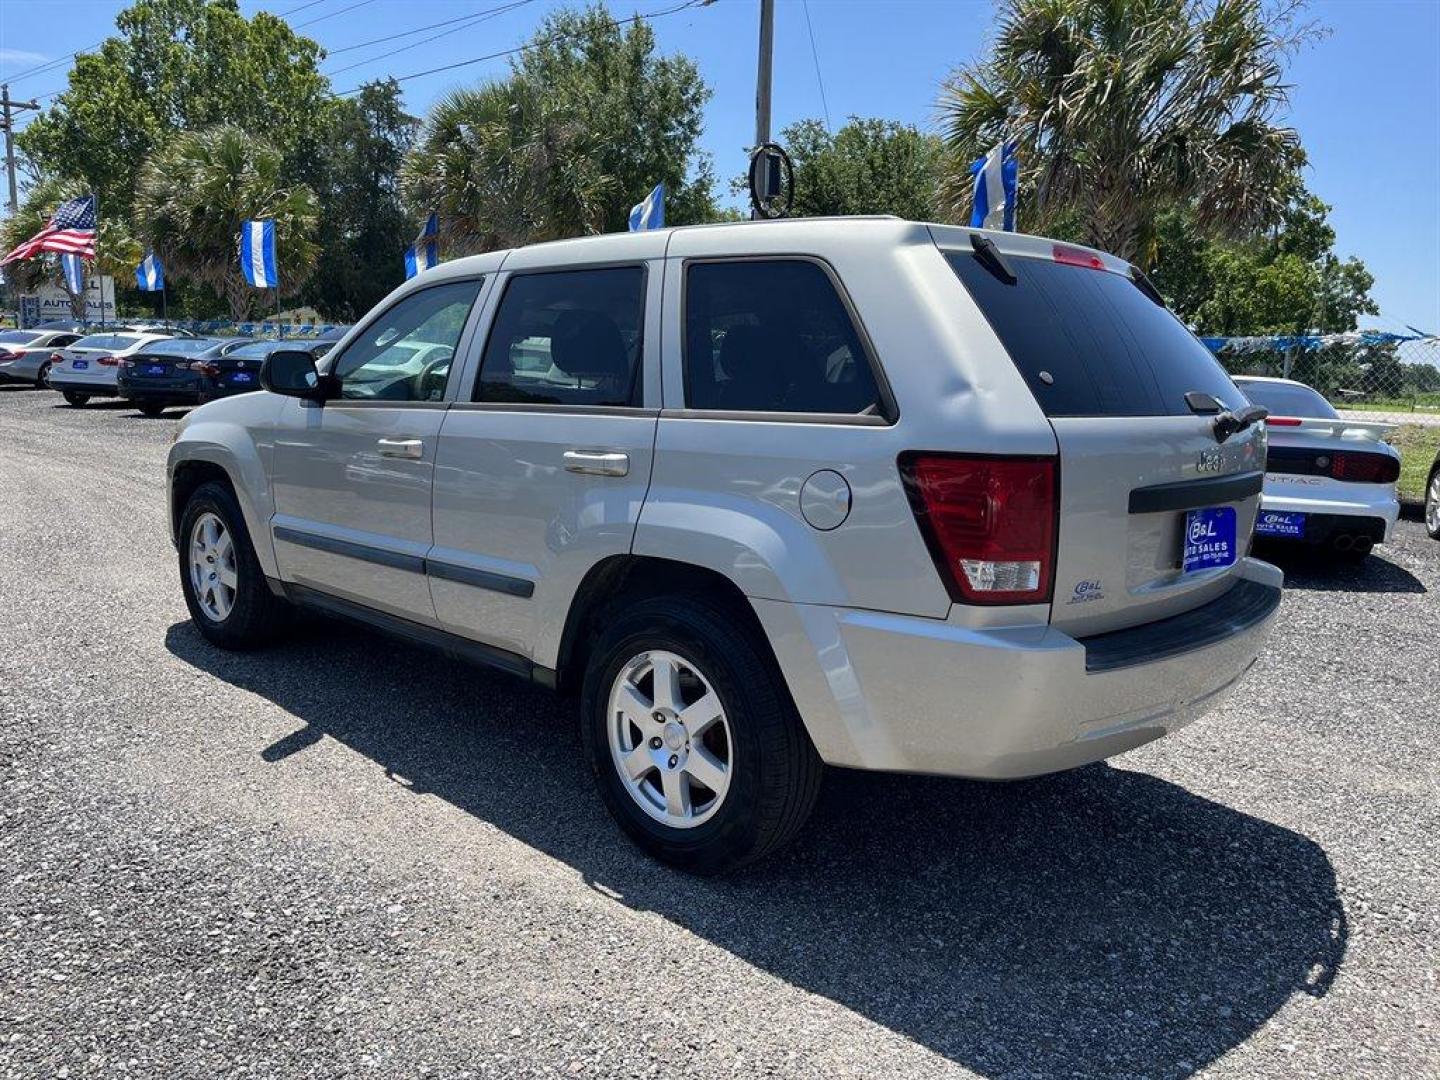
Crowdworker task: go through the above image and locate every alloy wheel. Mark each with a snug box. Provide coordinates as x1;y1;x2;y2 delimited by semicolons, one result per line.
1427;471;1440;535
189;511;238;622
606;650;733;828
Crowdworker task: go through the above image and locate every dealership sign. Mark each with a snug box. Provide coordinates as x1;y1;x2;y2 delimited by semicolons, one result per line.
19;275;116;326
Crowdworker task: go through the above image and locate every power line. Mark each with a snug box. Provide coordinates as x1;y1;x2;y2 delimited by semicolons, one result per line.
337;0;711;95
800;0;830;131
326;0;537;78
277;0;332;15
294;0;379;31
326;0;534;56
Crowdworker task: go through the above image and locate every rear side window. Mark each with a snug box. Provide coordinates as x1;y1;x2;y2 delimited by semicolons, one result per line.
683;259;881;415
1236;380;1338;419
946;252;1244;417
476;267;644;407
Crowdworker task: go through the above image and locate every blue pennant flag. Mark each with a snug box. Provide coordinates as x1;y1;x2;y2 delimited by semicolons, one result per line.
628;183;665;232
404;213;439;279
969;141;1018;231
135;252;164;291
240;219;277;288
59;252;85;295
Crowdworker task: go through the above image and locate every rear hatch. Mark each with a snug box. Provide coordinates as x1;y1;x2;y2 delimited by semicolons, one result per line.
941;232;1266;636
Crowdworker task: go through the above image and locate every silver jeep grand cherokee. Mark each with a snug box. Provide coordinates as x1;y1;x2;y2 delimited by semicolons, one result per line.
167;218;1281;873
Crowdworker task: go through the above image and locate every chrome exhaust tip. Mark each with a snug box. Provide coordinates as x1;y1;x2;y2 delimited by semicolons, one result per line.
1333;534;1354;552
1353;536;1374;556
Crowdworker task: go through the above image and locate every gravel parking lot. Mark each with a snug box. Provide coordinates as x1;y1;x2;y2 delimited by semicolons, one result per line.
2;384;1436;1079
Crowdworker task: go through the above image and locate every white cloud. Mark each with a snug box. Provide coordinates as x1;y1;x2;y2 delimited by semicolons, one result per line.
0;49;49;66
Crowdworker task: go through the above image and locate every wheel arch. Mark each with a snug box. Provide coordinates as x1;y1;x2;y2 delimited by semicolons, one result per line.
553;555;779;698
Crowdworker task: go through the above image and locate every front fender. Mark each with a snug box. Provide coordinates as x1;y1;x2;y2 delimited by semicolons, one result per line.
167;395;286;578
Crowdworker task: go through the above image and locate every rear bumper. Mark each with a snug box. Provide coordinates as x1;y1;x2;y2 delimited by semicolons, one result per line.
48;376;119;396
753;557;1282;779
1259;487;1399;543
119;382;207;404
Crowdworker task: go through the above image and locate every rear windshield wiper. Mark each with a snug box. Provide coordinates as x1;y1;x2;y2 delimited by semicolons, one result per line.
1212;404;1268;443
970;233;1017;285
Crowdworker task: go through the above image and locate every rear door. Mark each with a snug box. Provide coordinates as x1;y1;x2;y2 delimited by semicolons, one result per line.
429;258;662;662
943;238;1265;636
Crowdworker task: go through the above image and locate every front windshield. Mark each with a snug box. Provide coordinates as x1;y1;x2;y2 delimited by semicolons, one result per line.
1237;380;1339;419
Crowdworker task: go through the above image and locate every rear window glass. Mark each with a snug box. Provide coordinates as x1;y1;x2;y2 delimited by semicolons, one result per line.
145;338;224;356
228;342;277;360
72;334;141;351
0;330;40;344
946;252;1244;417
683;259;881;415
1235;380;1338;419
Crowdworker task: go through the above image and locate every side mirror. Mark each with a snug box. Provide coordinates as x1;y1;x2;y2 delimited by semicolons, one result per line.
260;349;330;400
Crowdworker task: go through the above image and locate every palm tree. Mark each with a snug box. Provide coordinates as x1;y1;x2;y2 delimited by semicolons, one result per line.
936;0;1307;265
134;125;319;321
400;80;617;255
1;177;141;318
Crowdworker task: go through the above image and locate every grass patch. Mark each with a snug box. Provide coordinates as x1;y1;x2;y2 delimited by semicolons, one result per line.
1387;424;1440;503
1336;396;1440;413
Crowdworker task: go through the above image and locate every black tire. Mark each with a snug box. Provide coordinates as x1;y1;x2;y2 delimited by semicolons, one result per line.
138;401;167;418
35;362;50;388
61;390;89;406
1426;466;1440;540
177;480;289;650
580;593;822;874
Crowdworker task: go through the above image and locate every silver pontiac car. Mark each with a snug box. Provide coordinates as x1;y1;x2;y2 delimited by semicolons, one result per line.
0;328;84;385
167;218;1281;873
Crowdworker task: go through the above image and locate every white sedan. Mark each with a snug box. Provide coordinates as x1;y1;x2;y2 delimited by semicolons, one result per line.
1235;376;1401;561
47;331;180;407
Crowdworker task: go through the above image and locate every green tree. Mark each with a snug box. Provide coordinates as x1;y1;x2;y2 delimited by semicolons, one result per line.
402;4;716;251
18;0;330;224
134;125;319;320
304;80;418;320
936;0;1308;264
777;118;944;219
1151;185;1377;336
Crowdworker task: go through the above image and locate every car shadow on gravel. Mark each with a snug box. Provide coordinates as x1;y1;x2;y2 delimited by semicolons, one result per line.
1256;541;1426;593
166;620;1347;1079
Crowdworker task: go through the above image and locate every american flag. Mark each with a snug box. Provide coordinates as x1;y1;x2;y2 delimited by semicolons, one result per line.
1;195;98;265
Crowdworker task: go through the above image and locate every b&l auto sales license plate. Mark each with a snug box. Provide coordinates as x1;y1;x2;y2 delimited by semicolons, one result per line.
1183;506;1237;574
1255;510;1306;538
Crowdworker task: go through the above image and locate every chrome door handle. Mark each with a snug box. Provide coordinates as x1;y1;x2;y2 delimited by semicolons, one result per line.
377;437;423;460
563;450;629;477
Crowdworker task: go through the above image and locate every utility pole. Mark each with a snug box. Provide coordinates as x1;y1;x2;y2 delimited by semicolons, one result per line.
1;84;41;216
754;0;774;150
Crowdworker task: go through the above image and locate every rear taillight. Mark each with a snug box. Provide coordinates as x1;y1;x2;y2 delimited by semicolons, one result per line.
96;355;120;367
1052;244;1105;271
899;453;1058;605
0;350;15;362
50;351;65;363
189;361;220;376
1265;416;1303;426
1330;450;1399;484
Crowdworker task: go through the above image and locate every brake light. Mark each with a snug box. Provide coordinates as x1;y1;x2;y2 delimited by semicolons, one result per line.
1052;244;1105;271
1265;416;1303;426
95;355;120;367
0;350;15;362
189;361;220;376
1330;450;1399;484
50;351;65;363
899;453;1058;605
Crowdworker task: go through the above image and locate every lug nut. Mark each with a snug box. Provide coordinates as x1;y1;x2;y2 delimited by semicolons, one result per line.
667;754;678;768
652;712;665;724
649;736;662;749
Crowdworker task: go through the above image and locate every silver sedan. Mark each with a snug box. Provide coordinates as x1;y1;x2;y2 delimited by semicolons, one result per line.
0;328;84;386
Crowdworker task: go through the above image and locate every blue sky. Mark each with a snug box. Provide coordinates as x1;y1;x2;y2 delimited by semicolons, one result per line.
1;0;1436;328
